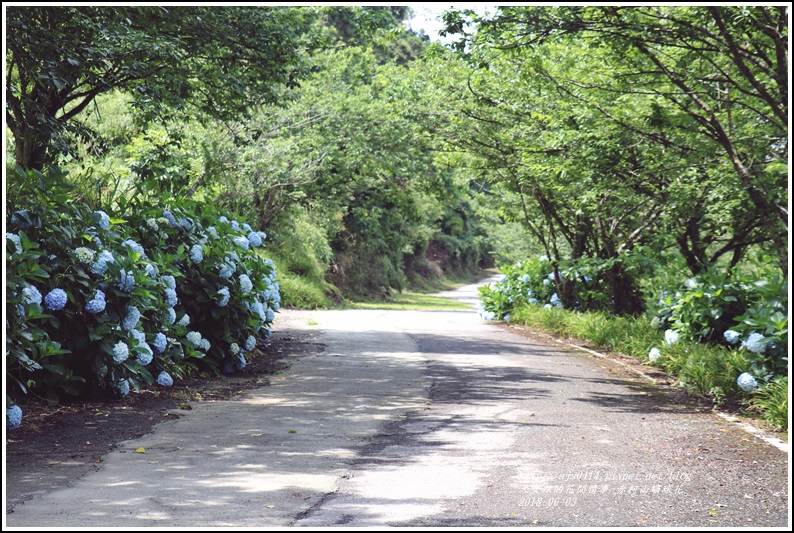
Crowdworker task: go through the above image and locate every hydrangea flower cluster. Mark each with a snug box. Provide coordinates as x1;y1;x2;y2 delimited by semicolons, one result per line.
117;379;131;397
741;332;767;354
153;332;168;353
648;347;661;362
664;329;679;345
122;239;145;257
164;288;179;308
113;341;130;363
736;372;758;392
156;372;174;387
7;233;23;254
190;244;203;263
7;405;23;429
86;290;107;314
44;288;68;311
122;306;142;331
723;330;741;344
75;247;96;263
117;269;136;292
239;274;253;294
233;236;249;250
130;329;153;366
91;250;115;275
217;287;231;307
95;210;110;230
22;285;43;306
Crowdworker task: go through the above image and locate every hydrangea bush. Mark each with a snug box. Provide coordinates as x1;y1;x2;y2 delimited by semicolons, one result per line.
651;265;788;385
477;255;592;320
6;167;280;424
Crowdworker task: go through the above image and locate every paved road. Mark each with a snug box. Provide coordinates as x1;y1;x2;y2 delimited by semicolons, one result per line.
5;280;789;527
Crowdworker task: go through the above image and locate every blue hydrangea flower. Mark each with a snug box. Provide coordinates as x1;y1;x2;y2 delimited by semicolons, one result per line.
206;226;218;239
117;269;136;292
239;274;253;294
189;244;203;263
130;329;153;365
86;290;106;314
219;263;234;279
177;313;190;327
242;223;252;232
122;239;146;258
22;286;43;305
112;341;130;363
737;372;758;392
217;287;230;307
684;278;699;289
664;329;680;346
163;210;177;226
539;254;549;262
266;308;275;322
75;247;96;263
164;288;178;308
146;218;159;231
723;330;741;345
44;288;68;311
6;233;22;254
528;297;539;305
156;372;174;387
95;210;110;230
648;348;661;362
136;346;153;366
234;351;247;371
230;342;240;355
91;250;115;275
741;332;767;354
247;232;262;247
186;331;202;347
245;336;256;351
231;220;240;231
233;236;249;250
177;217;194;232
117;379;131;397
251;301;266;322
219;216;229;224
6;405;23;429
145;264;157;278
165;308;177;325
122;306;141;331
549;293;562;308
199;338;211;351
162;275;176;290
520;274;530;283
153;332;167;353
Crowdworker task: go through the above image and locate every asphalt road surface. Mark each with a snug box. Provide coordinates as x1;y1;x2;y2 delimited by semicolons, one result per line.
5;280;789;528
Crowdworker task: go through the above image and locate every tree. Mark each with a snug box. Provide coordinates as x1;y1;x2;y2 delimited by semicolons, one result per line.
452;5;788;276
6;6;320;170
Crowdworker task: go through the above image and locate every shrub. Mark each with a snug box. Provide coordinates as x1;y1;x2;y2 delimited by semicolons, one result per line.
6;166;280;408
652;265;788;380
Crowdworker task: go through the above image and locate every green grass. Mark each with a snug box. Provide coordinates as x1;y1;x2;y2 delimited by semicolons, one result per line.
344;291;472;311
750;376;789;432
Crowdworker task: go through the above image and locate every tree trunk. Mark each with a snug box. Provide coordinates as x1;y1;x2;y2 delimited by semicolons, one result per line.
608;263;644;316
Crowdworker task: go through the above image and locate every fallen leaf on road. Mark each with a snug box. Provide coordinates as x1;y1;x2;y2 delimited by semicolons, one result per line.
250;433;263;437
136;447;145;453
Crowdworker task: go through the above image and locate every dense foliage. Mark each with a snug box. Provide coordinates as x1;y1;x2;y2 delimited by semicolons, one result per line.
7;167;279;406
